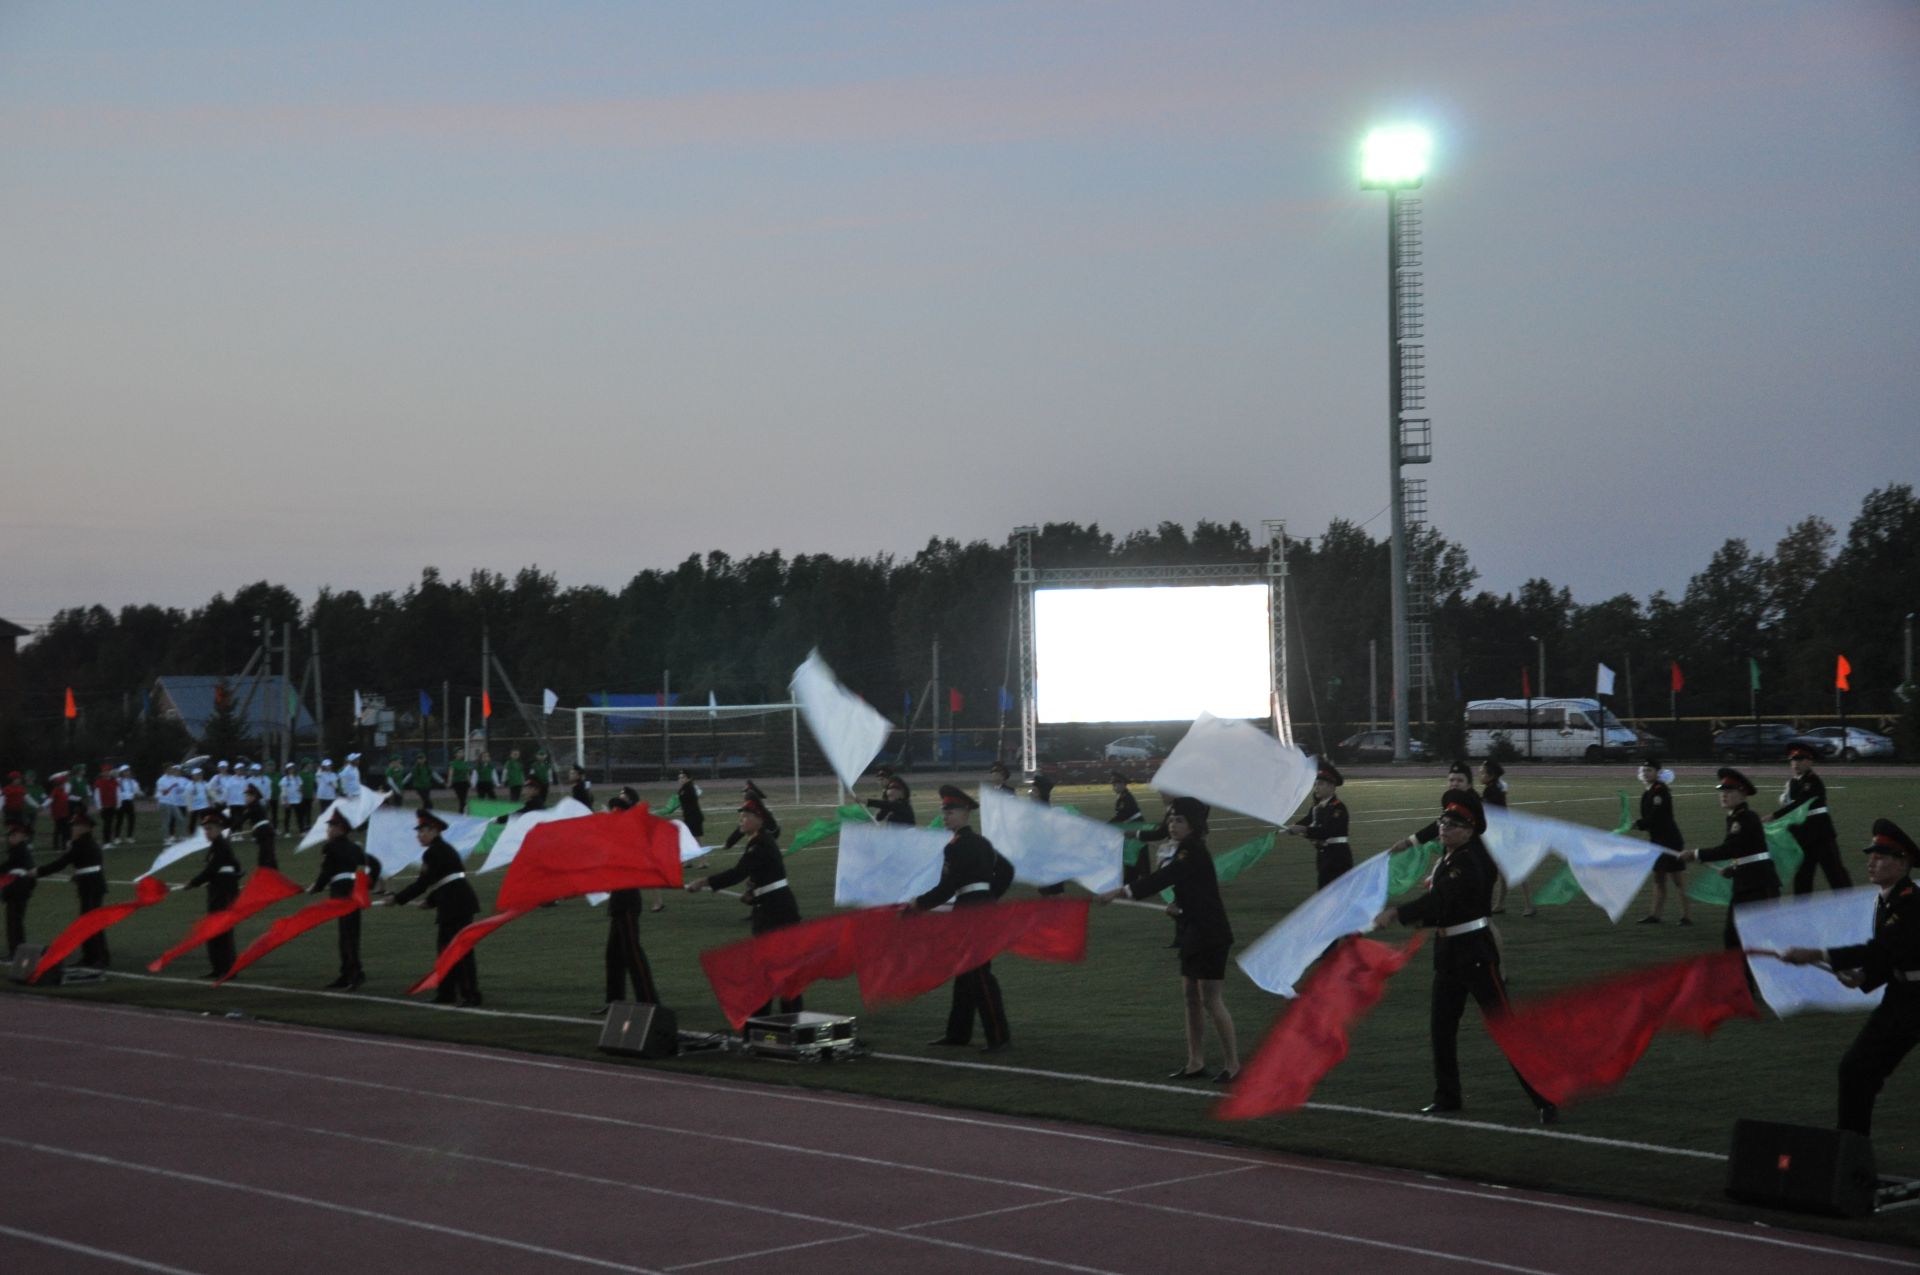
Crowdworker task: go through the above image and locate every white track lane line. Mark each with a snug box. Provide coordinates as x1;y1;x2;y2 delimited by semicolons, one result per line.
0;1223;212;1275
660;1234;869;1271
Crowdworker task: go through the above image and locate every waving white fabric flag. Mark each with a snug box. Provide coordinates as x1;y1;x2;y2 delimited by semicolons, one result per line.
364;809;491;879
296;787;391;851
543;688;559;715
1483;807;1664;921
1237;852;1391;997
1152;712;1316;828
790;649;893;791
833;822;947;907
1735;886;1884;1017
137;831;211;880
673;820;709;864
477;797;592;874
978;786;1122;893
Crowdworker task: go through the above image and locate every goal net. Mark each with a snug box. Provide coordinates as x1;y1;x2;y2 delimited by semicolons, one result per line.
571;703;831;802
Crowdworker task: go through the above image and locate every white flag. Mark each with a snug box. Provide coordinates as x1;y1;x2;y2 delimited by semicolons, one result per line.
1596;663;1616;696
1735;886;1884;1017
352;689;364;722
542;688;559;715
1483;807;1663;921
708;690;719;720
364;809;491;879
979;786;1122;893
137;831;211;880
790;649;893;792
296;787;391;851
1237;852;1391;997
476;797;592;873
1151;712;1316;829
833;822;947;907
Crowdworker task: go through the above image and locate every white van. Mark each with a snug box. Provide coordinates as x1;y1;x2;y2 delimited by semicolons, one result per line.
1464;698;1639;761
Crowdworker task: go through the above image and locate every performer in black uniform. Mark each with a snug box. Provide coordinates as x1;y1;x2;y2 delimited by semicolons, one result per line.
594;786;661;1008
1374;796;1557;1122
567;765;594;810
241;789;278;871
1683;767;1780;953
390;810;481;1006
1775;744;1851;896
36;808;109;967
723;780;779;848
1099;796;1240;1082
1285;763;1352;888
674;769;705;839
1109;772;1143;826
865;775;917;826
180;810;243;978
688;797;802;1019
1633;758;1692;925
311;809;367;990
2;820;38;957
1784;820;1920;1136
914;786;1010;1052
1388;762;1481;854
988;761;1017;795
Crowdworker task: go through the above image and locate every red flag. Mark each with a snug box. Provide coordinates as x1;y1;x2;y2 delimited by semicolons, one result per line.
32;877;171;982
148;868;303;972
218;872;371;983
63;687;77;719
492;804;684;912
854;900;1089;1006
698;911;880;1028
1836;654;1852;692
949;688;964;713
409;908;532;995
482;690;493;719
1670;661;1684;693
1483;951;1759;1107
1214;933;1425;1120
1520;667;1531;699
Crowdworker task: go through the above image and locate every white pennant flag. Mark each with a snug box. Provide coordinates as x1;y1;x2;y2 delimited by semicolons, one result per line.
296;787;391;851
1735;886;1884;1017
477;797;592;873
352;689;364;722
137;831;212;880
833;822;947;907
1151;711;1316;828
979;786;1122;893
708;690;719;720
1237;852;1391;996
364;809;492;879
1596;662;1617;696
790;649;893;792
1483;807;1664;921
542;688;559;716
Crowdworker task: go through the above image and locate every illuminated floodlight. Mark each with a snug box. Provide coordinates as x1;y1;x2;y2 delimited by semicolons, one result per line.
1360;125;1431;189
1033;584;1272;723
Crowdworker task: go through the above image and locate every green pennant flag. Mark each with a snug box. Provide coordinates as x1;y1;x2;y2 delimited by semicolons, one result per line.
1161;832;1276;902
838;803;874;823
1749;658;1762;691
1533;792;1636;906
1389;841;1440;896
785;816;839;854
660;793;681;817
1686;802;1810;906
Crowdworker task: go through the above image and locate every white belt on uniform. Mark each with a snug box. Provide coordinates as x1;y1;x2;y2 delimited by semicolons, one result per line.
73;865;103;875
1806;806;1829;816
1440;917;1490;937
215;866;237;874
956;882;992;896
1727;852;1772;868
1320;837;1349;845
329;872;357;885
755;878;790;894
425;871;467;895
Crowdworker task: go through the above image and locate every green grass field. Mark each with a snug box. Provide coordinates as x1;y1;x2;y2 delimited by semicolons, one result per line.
10;769;1920;1246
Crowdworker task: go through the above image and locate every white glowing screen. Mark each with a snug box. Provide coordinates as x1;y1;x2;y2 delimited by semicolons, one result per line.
1033;584;1272;723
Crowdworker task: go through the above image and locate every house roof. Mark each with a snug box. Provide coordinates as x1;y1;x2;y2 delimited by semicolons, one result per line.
0;617;30;640
154;675;318;742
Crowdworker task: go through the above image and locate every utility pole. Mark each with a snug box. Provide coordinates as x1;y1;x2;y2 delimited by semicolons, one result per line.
931;636;941;770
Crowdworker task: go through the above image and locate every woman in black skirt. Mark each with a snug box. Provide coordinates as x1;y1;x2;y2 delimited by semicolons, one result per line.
686;797;803;1019
1098;796;1240;1082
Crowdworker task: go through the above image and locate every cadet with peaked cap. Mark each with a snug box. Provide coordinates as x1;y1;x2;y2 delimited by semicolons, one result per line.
1099;796;1241;1082
723;780;780;849
180;809;243;978
987;760;1016;795
1784;820;1920;1135
311;808;367;990
36;808;109;967
391;809;482;1006
687;796;803;1019
1108;771;1143;826
241;784;277;871
1683;767;1780;953
865;774;916;826
1374;801;1558;1122
673;768;705;838
2;820;37;957
1388;761;1480;853
1286;762;1353;888
1774;743;1851;897
1633;757;1692;926
915;785;1012;1053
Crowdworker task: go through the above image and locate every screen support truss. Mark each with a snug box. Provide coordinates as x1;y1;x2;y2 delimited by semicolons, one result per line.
1010;522;1292;775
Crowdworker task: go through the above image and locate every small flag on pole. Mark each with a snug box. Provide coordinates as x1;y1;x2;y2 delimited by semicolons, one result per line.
482;691;493;719
542;688;559;716
418;689;433;718
1748;658;1762;692
63;687;77;719
708;690;719;719
1521;667;1531;699
1836;654;1852;692
353;689;364;721
949;688;964;714
997;686;1013;712
1595;663;1616;697
1670;661;1684;693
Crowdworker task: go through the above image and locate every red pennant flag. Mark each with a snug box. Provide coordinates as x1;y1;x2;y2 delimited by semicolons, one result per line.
1836;654;1852;692
854;899;1089;1006
148;868;304;972
1483;951;1759;1108
409;908;532;995
218;872;371;984
482;690;493;719
492;804;684;912
63;687;77;719
948;688;964;713
32;877;171;982
699;911;880;1028
1669;660;1684;693
1520;667;1531;699
1214;933;1425;1120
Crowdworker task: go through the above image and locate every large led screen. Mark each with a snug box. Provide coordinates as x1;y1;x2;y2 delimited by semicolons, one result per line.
1033;584;1272;723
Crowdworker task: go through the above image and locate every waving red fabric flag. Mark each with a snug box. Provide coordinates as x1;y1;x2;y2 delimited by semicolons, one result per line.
493;804;684;912
1214;933;1426;1120
217;872;370;984
408;908;532;995
699;912;878;1028
1483;950;1759;1108
32;877;171;983
855;900;1089;1006
148;868;303;972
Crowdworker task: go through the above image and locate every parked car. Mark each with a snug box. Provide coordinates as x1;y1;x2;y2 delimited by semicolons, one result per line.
1464;698;1640;761
1334;730;1431;762
1803;725;1896;760
1103;735;1163;761
1711;723;1836;761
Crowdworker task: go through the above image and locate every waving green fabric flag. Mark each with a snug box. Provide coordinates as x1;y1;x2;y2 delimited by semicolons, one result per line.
1388;842;1439;897
1533;792;1636;906
1687;802;1809;906
786;803;875;855
1158;832;1277;902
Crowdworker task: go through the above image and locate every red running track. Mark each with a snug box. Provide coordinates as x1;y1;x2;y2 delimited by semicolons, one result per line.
0;996;1910;1275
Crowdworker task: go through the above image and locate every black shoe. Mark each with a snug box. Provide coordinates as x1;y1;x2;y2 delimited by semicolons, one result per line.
1636;915;1661;925
323;976;351;990
1212;1069;1239;1084
980;1040;1012;1054
1538;1103;1559;1125
926;1037;969;1047
1168;1066;1207;1079
1678;917;1694;927
1420;1099;1462;1115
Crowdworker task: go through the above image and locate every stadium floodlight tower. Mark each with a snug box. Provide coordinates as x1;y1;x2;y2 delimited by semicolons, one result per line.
1361;124;1434;763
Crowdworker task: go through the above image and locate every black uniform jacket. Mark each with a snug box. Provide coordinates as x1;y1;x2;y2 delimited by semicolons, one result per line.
708;832;800;927
312;836;367;898
866;797;918;826
1829;878;1920;1000
1695;804;1779;901
185;836;242;889
916;827;999;910
1127;838;1233;952
1634;782;1684;850
393;838;479;917
1770;771;1835;841
1110;789;1143;825
38;832;103;880
1292;797;1349;846
676;781;705;837
1395;836;1500;971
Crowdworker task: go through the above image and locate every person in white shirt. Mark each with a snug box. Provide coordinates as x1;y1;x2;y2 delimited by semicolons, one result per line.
315;759;340;803
340;753;363;799
158;765;188;843
186;768;211;821
279;763;304;832
115;765;143;845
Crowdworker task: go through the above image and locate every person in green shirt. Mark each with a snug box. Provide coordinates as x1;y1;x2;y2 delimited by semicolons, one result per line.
407;753;436;810
531;748;554;786
384;757;407;800
294;760;318;832
449;748;473;814
503;749;526;802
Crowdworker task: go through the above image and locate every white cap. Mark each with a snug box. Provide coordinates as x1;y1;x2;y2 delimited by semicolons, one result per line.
321;758;334;767
284;762;295;770
347;752;361;761
117;764;131;773
190;767;204;776
217;760;230;768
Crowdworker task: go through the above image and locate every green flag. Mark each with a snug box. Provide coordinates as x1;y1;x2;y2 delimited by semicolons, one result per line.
838;803;874;823
1160;832;1276;902
1533;792;1635;906
785;816;839;854
1686;803;1810;906
469;822;504;862
1749;658;1762;691
659;793;681;817
467;798;519;819
1388;841;1439;897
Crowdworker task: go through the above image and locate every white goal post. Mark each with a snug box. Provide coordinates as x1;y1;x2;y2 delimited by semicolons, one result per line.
572;702;806;802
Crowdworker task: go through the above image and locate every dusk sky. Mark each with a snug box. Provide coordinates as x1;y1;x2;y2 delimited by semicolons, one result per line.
3;1;1915;629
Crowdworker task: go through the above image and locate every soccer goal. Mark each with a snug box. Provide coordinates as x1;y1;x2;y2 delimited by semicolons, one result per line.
571;703;821;801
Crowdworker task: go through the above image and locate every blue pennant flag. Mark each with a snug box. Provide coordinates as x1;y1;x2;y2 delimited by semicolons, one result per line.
997;686;1013;712
418;689;433;718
